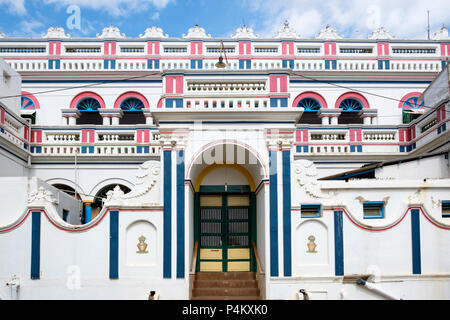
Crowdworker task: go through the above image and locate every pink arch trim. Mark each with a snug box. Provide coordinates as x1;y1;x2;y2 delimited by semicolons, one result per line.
21;91;40;109
113;91;150;109
335;92;370;109
70;92;106;109
185;139;269;180
292;91;328;109
397;92;423;109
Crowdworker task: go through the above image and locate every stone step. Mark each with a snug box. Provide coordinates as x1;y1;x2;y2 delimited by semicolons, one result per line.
195;272;256;281
194;279;258;289
192;287;260;297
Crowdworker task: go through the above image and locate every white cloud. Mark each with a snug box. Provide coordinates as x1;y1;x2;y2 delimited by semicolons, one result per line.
151;12;160;20
43;0;172;16
0;0;26;14
243;0;450;39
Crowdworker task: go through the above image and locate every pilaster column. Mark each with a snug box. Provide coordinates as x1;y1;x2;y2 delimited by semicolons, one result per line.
359;109;378;125
318;109;341;125
61;109;80;126
83;200;94;223
159;130;188;279
142;109;154;125
99;109;123;125
266;129;294;277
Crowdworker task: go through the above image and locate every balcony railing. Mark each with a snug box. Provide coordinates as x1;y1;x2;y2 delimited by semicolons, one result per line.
31;127;161;157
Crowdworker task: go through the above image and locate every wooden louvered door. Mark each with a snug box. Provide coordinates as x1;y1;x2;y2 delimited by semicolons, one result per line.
197;194;251;272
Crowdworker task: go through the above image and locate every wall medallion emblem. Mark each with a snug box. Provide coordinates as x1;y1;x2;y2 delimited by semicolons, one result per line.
306;235;317;253
136;235;149;254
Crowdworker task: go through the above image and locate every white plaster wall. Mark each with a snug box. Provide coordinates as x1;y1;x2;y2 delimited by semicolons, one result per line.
0;177;81;226
0;150;28;177
0;58;21;115
376;156;450;179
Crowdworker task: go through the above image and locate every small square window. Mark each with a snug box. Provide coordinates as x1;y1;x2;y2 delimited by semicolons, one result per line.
363;202;384;219
442;201;450;218
301;204;321;218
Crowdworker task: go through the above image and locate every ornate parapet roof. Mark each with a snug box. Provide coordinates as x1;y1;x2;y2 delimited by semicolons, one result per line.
275;20;299;39
315;25;343;40
183;24;211;39
97;25;126;39
368;27;395;40
231;25;258;39
433;26;449;40
42;27;71;39
139;26;168;39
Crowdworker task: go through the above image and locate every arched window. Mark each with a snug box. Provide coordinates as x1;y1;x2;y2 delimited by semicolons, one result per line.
76;97;103;125
91;184;132;220
339;98;363;112
77;98;101;111
119;97;146;124
298;98;321;111
338;98;364;124
398;92;424;124
120;97;144;111
21;96;36;110
21;92;40;124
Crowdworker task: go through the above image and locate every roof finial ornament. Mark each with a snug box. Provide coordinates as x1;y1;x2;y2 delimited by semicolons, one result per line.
315;25;343;40
432;25;449;40
275;19;299;38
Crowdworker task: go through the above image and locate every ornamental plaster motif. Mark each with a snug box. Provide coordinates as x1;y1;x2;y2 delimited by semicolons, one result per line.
294;160;333;199
266;131;294;150
104;160;161;207
183;24;211;39
231;25;258;39
159;132;187;149
97;25;126;39
433;26;450;40
275;20;298;39
0;31;5;38
315;25;343;40
42;27;70;39
28;186;58;206
139;26;168;38
368;27;395;40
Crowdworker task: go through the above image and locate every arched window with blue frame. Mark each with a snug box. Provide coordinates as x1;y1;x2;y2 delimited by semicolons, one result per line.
402;96;424;124
77;98;101;112
339;98;363;112
119;97;146;124
297;98;321;112
21;96;36;110
76;97;102;124
120;97;145;111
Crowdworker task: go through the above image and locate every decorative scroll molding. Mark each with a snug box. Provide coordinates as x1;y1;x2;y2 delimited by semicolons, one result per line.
433;26;449;40
294;160;334;199
231;25;258;39
97;25;126;39
266;130;294;150
0;31;6;38
104;160;161;207
368;27;395;40
315;25;343;40
28;186;57;206
275;20;298;39
42;27;71;39
183;24;211;39
139;26;168;39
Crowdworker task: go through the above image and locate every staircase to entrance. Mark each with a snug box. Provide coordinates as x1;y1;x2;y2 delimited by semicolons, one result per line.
191;272;262;300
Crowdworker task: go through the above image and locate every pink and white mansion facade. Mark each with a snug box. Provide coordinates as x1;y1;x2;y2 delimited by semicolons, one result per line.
0;22;449;300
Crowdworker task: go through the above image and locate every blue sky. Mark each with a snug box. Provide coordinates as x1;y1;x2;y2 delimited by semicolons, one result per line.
0;0;449;39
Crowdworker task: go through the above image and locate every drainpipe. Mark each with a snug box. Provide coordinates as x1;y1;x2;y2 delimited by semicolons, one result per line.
356;278;401;300
6;276;20;300
298;289;310;300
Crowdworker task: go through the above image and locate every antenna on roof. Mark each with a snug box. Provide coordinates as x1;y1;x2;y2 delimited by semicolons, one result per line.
427;10;430;40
